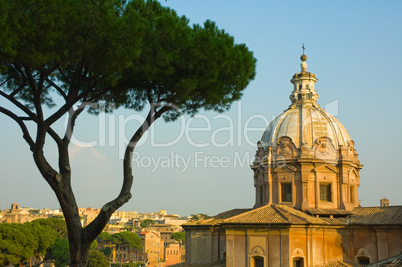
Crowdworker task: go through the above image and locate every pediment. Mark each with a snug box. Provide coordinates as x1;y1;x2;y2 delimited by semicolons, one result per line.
274;165;297;173
349;167;359;176
314;164;338;174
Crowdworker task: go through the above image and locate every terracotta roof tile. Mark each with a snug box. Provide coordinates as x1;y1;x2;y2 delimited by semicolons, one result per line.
367;252;402;266
322;260;353;267
184;206;402;227
213;209;251;219
222;204;325;225
349;206;402;225
320;217;348;225
183;209;250;226
169;260;225;267
307;208;353;216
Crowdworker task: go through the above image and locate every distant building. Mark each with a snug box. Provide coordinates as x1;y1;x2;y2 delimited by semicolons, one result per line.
0;203;47;223
149;224;182;243
78;207;101;227
380;198;390;207
139;230;164;266
182;54;402;267
165;242;181;266
11;202;21;211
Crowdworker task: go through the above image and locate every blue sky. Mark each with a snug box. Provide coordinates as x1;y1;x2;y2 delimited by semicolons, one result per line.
1;0;401;216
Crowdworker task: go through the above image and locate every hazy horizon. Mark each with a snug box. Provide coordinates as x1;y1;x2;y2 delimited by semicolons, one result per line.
1;0;401;216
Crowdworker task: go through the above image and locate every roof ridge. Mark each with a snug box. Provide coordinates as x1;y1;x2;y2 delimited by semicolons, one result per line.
275;205;327;224
271;204;292;223
355;205;402;208
366;252;402;266
222;204;269;223
322;259;353;267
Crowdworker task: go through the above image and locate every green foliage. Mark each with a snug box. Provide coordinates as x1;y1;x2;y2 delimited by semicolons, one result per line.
28;222;59;258
100;246;112;257
111;231;142;250
140;219;155;229
0;222;58;266
90;239;98;250
0;223;35;265
111;263;142;267
0;0;255;119
96;232;112;242
45;238;70;267
0;0;140;111
87;250;109;267
171;232;185;243
113;1;256;121
189;213;210;221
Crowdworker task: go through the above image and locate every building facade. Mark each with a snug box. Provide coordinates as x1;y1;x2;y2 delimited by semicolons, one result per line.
182;54;402;267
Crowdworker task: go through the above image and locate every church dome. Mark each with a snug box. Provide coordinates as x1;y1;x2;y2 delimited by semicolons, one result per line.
252;52;362;212
261;105;351;149
261;54;351;150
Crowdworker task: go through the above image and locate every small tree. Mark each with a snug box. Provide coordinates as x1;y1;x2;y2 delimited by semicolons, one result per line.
140;219;155;229
45;238;70;267
0;0;256;265
0;222;58;266
29;222;59;262
86;250;109;267
171;232;185;244
111;232;142;250
189;214;210;221
96;232;112;243
33;218;68;239
111;232;142;264
0;223;37;266
99;247;112;258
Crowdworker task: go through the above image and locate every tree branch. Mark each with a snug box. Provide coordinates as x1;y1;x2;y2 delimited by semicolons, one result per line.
0;88;63;146
146;87;154;106
23;65;39;98
20;116;34;121
83;103;174;241
45;78;67;100
0;106;35;151
9;85;25;97
44;91;85;127
0;90;38;121
57;67;69;83
0;78;9;88
63;103;87;144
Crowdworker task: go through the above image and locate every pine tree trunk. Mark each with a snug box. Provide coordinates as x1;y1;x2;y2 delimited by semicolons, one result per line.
69;237;90;267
